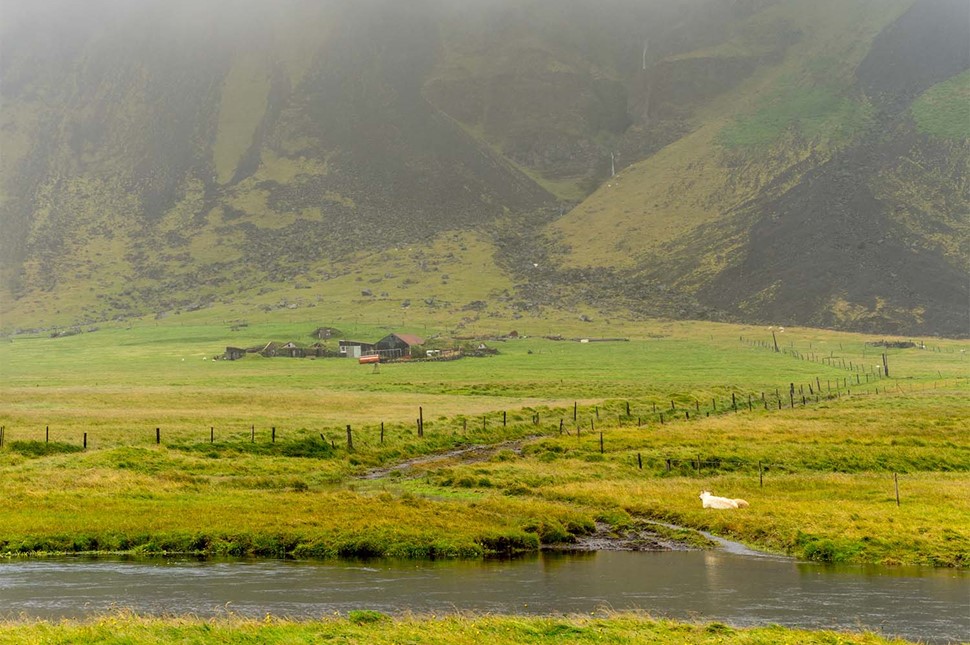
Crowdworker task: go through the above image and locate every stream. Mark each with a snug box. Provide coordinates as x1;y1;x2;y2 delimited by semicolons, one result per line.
1;551;967;643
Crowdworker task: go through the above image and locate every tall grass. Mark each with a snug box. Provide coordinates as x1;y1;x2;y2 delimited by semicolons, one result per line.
0;612;915;645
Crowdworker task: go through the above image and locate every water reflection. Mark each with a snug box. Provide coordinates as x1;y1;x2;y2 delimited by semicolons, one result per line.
0;551;966;644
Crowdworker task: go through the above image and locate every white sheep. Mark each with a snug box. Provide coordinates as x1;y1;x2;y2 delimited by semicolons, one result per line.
699;491;749;509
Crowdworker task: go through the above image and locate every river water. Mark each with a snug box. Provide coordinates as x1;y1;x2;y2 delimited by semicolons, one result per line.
1;551;967;644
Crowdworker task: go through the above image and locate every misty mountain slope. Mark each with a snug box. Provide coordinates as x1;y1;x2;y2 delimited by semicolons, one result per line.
0;0;554;324
549;0;969;336
423;0;786;201
0;0;967;336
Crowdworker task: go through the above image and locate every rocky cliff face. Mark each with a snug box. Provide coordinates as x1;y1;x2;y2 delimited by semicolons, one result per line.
1;0;967;335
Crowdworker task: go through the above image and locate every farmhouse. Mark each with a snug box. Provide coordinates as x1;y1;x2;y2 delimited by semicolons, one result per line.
375;333;425;359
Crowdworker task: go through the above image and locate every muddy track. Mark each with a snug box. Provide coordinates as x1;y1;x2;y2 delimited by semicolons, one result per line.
356;436;540;480
545;521;696;553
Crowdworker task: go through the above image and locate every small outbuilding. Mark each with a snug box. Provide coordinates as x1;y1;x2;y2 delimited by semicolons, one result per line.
223;347;246;361
258;341;282;357
339;340;376;358
280;342;305;358
313;327;343;340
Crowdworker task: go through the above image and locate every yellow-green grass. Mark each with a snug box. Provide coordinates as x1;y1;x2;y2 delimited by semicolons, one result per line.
1;386;966;564
405;393;970;566
0;612;914;645
1;320;966;564
0;455;577;558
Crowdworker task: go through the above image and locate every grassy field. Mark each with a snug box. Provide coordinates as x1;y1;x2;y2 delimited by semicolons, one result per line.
0;315;967;566
0;612;916;645
0;316;966;644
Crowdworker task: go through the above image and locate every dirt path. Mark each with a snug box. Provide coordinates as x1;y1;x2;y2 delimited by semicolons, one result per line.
356;436;539;480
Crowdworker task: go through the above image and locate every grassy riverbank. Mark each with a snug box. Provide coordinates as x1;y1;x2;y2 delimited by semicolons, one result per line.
0;612;917;645
0;318;967;566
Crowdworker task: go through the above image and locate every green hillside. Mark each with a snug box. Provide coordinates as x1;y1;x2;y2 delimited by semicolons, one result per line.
1;0;967;336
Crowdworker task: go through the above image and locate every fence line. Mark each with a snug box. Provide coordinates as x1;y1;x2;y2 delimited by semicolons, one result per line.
0;378;959;452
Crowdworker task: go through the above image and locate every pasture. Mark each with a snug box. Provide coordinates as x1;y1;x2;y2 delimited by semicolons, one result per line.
0;315;967;566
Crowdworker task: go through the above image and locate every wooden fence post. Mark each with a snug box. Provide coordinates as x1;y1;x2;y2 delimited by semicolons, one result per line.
346;425;353;451
210;427;214;443
272;427;276;443
599;431;604;453
83;433;87;449
418;407;424;437
381;422;385;444
894;473;900;506
46;426;49;443
156;427;161;444
251;425;255;443
637;453;642;469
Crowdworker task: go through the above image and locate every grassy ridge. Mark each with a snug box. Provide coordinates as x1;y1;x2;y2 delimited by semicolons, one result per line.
0;612;914;645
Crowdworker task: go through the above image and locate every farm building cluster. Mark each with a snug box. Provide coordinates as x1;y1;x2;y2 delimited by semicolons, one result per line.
221;330;496;363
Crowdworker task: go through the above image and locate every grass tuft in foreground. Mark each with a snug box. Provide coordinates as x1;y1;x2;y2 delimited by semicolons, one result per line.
0;612;917;645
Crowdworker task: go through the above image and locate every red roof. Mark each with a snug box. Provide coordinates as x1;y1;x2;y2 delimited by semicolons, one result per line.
392;333;425;346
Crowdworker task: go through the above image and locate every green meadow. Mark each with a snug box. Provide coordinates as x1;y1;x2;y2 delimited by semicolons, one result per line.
1;315;966;568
